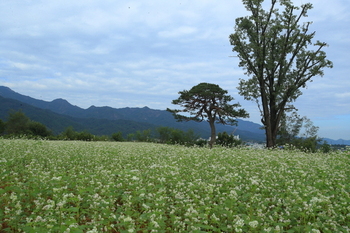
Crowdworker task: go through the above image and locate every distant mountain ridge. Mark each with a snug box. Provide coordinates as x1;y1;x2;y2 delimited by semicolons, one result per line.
0;95;158;136
322;138;350;146
1;85;324;143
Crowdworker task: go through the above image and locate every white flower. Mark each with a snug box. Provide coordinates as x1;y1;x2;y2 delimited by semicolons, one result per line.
235;218;244;227
86;227;98;233
124;216;133;222
211;213;220;221
249;220;259;228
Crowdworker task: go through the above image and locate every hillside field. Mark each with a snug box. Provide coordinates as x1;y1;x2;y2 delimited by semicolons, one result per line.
0;140;349;232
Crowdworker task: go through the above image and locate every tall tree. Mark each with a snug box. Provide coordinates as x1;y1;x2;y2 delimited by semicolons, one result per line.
229;0;332;147
167;83;249;148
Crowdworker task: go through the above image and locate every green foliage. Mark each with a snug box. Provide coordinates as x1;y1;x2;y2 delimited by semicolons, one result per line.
294;136;320;153
230;0;333;147
168;83;248;124
126;133;135;141
94;135;110;141
111;131;124;141
194;138;208;147
60;127;95;141
5;110;31;135
61;126;77;140
0;119;5;134
217;132;242;147
277;112;323;153
3;110;52;138
156;126;199;146
320;141;331;153
168;83;248;148
135;129;153;142
76;131;94;141
27;121;52;137
1;140;349;232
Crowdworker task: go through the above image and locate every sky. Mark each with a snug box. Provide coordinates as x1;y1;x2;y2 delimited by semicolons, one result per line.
0;0;349;140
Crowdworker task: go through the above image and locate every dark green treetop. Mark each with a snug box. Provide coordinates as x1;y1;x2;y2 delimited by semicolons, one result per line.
167;83;249;148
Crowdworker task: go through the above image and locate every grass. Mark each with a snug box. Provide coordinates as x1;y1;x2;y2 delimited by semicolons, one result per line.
0;139;349;232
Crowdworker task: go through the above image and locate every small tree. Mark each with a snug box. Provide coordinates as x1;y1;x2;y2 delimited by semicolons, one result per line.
61;126;77;140
167;83;249;148
126;133;135;141
112;131;124;141
76;131;94;141
27;121;52;137
135;129;153;142
277;111;321;152
217;131;243;147
157;126;173;143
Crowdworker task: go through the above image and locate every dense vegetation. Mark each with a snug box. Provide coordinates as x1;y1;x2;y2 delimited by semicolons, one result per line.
0;111;240;147
1;110;337;152
1;140;349;232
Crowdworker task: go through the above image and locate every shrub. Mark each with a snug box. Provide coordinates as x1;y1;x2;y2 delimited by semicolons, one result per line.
217;132;242;147
112;132;124;141
76;131;94;141
320;141;331;153
27;121;52;137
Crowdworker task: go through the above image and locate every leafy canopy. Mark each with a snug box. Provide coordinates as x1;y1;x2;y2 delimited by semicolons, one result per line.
167;83;248;125
229;0;332;147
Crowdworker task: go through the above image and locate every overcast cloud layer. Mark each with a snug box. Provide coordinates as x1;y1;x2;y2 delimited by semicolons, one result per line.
0;0;349;140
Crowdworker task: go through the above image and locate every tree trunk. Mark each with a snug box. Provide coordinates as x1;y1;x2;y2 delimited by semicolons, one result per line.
265;126;274;148
208;120;216;149
260;84;276;148
265;113;279;148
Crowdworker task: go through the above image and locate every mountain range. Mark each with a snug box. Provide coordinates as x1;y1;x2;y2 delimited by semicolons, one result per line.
1;86;349;145
0;86;266;142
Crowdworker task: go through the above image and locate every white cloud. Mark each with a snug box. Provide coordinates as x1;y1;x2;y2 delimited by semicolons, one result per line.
158;26;197;38
335;92;350;99
0;0;349;139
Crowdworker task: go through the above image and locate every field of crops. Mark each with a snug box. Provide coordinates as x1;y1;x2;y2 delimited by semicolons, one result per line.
1;139;349;232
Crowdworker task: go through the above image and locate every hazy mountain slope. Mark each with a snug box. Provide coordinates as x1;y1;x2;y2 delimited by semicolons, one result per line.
0;96;157;136
0;86;266;141
0;86;87;116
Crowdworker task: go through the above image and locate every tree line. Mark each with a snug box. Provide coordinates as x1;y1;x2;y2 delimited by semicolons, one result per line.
0;110;332;152
0;110;243;147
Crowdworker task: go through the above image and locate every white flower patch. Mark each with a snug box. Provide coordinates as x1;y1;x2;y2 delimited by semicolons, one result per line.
0;140;349;232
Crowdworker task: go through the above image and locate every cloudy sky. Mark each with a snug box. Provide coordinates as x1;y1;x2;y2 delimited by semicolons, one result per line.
0;0;349;140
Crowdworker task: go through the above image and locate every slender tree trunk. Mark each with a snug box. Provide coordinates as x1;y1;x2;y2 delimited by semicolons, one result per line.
208;120;216;149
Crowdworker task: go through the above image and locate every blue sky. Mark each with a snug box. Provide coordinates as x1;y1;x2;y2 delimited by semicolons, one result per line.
0;0;349;140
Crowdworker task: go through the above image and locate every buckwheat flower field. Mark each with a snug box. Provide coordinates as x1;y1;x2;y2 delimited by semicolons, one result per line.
1;139;349;232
